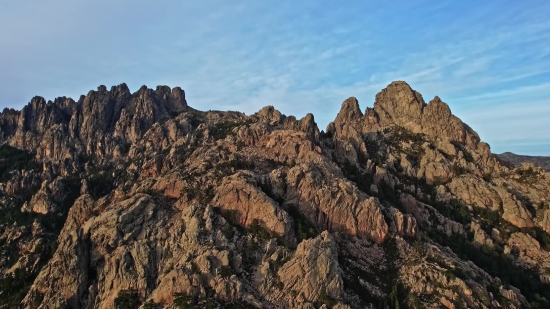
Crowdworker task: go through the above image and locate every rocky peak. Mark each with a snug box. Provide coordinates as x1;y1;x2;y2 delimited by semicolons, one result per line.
283;113;320;143
327;82;489;167
255;105;285;125
334;97;363;127
2;80;550;309
109;83;131;97
0;108;20;138
421;95;481;149
18;95;69;133
166;86;188;112
373;81;425;130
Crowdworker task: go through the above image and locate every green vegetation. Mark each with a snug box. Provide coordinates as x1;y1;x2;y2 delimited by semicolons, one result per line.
461;203;550;252
173;293;194;309
221;209;240;224
318;288;338;308
114;289;141;309
173;141;199;160
187;111;204;127
340;239;419;309
286;205;319;243
209;120;252;141
0;177;81;230
0;268;40;308
269;254;290;273
377;284;415;309
520;226;550;251
219;265;232;278
245;238;258;252
209;121;239;140
0;238;18;271
428;231;550;307
397;174;550;306
364;134;381;159
87;164;132;200
0;185;41;227
340;160;373;194
215;159;255;177
363;128;428;169
0;176;81;308
0;145;41;182
450;141;474;163
221;223;236;240
431;198;471;225
173;290;247;309
451;163;465;176
515;167;540;184
482;173;492;182
248;219;272;240
180;184;215;204
142;300;159;309
378;180;404;210
384;127;426;168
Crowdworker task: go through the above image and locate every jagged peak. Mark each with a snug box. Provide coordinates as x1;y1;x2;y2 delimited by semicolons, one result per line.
257;105;276;115
1;107;18;115
301;112;316;124
334;97;362;126
29;96;47;107
282;112;320;142
2;83;188;119
171;86;185;99
425;95;452;116
110;83;131;96
3;78;550;309
374;81;424;111
255;105;285;125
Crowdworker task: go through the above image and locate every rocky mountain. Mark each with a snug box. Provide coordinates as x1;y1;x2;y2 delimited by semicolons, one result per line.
1;81;549;309
497;152;550;171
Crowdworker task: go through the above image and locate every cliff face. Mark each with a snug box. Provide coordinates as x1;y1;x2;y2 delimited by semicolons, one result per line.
1;81;549;309
0;84;187;170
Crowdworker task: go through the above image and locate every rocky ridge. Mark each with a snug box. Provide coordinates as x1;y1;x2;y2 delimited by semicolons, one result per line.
497;152;550;172
0;81;549;308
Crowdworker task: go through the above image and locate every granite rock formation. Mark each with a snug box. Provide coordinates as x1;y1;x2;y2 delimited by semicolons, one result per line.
0;81;549;308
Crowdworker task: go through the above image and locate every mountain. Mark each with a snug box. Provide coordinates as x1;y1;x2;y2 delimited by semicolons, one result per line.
1;81;550;309
497;152;550;171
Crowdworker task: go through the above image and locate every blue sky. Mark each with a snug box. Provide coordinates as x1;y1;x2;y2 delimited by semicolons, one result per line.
1;0;549;155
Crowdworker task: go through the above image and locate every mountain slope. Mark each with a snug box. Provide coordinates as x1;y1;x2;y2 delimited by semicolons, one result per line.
1;81;549;309
497;152;550;171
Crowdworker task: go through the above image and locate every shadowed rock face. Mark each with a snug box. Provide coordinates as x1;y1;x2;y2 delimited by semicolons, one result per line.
1;83;187;164
1;81;549;309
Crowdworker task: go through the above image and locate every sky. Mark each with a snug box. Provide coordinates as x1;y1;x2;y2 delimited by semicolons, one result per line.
0;0;549;155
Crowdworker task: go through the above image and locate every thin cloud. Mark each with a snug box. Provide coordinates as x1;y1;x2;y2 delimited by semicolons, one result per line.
0;1;549;155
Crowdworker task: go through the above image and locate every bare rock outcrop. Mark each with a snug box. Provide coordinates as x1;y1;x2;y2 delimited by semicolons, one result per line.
277;231;344;306
213;171;295;239
389;207;417;237
285;164;388;243
21;177;67;214
504;232;550;281
2;80;547;308
471;221;494;248
22;195;95;309
446;175;534;228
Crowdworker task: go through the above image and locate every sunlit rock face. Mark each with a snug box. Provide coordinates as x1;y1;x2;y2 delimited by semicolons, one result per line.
0;81;548;308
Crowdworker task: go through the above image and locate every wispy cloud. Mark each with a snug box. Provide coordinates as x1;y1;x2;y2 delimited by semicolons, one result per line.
0;0;549;154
